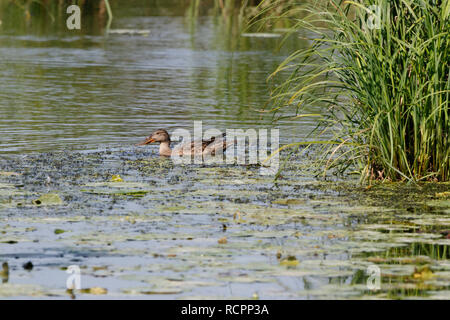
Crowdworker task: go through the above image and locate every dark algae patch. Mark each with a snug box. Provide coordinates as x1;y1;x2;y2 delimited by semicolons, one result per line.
0;148;448;299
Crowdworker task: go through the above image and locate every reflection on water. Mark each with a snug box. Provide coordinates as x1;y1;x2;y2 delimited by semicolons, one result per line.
0;1;315;155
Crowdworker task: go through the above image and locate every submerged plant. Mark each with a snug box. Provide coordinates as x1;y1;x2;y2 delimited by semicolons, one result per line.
258;0;449;182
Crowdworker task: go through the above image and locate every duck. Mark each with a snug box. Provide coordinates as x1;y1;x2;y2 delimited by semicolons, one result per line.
137;129;231;157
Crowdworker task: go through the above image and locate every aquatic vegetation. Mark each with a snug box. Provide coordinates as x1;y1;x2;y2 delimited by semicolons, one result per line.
0;149;448;299
261;0;449;182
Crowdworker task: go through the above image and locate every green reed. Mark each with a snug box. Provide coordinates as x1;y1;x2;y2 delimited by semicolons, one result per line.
258;0;449;182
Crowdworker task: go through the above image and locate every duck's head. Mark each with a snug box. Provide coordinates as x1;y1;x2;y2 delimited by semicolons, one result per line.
137;129;170;145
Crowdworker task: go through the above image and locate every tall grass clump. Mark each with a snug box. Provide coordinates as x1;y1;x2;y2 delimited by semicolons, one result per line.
259;0;449;182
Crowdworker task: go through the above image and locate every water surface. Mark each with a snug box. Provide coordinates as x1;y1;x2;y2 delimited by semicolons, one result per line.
0;2;313;155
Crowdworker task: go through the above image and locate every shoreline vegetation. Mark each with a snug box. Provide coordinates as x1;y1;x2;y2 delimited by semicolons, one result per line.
252;0;449;183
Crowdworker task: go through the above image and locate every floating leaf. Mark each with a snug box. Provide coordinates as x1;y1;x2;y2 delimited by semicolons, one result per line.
280;256;299;267
0;172;20;176
32;194;63;206
92;266;108;271
241;33;281;38
1;262;9;279
272;199;305;205
124;216;136;224
111;175;124;182
108;29;150;36
81;287;108;295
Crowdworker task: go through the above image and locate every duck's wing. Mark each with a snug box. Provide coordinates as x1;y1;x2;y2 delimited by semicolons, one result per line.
173;136;216;156
202;133;232;156
174;133;230;156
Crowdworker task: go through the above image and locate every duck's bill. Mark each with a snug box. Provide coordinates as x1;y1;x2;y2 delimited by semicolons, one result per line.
136;137;155;146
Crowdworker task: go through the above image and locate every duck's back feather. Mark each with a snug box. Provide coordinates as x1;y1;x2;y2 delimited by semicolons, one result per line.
173;133;230;156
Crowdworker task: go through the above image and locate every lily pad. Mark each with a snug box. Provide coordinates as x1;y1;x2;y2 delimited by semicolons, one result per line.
32;193;63;206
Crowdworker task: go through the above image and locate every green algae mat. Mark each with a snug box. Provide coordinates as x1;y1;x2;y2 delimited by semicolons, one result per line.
0;148;449;299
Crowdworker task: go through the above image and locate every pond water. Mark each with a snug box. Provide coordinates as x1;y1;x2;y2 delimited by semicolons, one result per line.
0;1;313;155
0;1;449;299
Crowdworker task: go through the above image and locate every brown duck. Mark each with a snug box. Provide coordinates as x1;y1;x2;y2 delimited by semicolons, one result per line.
137;129;231;157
